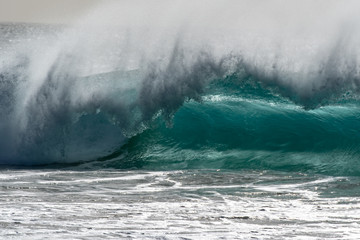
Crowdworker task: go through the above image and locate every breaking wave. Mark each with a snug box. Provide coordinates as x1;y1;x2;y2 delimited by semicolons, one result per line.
1;0;360;176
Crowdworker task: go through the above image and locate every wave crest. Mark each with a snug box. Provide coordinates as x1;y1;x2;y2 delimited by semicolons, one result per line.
1;1;360;167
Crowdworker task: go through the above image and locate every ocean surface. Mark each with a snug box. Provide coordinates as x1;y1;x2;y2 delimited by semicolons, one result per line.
1;1;360;238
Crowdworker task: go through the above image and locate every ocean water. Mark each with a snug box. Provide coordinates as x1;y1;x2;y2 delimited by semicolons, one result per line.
1;1;360;239
2;169;360;239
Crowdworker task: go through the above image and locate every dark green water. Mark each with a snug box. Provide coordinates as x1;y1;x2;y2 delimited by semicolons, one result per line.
68;76;360;177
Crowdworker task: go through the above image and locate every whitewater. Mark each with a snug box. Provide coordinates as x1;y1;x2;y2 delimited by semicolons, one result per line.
1;0;360;239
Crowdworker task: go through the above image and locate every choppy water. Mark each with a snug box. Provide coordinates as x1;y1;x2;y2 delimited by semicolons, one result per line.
1;169;360;239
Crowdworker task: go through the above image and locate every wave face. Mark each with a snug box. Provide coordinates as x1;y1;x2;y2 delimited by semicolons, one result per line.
108;77;360;176
1;1;360;176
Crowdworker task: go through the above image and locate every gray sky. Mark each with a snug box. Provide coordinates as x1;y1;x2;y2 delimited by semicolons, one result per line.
0;0;99;23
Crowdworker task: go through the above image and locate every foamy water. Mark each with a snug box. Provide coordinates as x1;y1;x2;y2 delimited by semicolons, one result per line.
1;169;360;239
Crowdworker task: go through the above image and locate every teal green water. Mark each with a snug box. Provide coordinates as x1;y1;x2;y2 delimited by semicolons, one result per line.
1;68;360;177
92;76;360;176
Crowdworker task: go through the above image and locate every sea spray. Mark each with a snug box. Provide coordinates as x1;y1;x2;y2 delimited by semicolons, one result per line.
0;0;360;167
